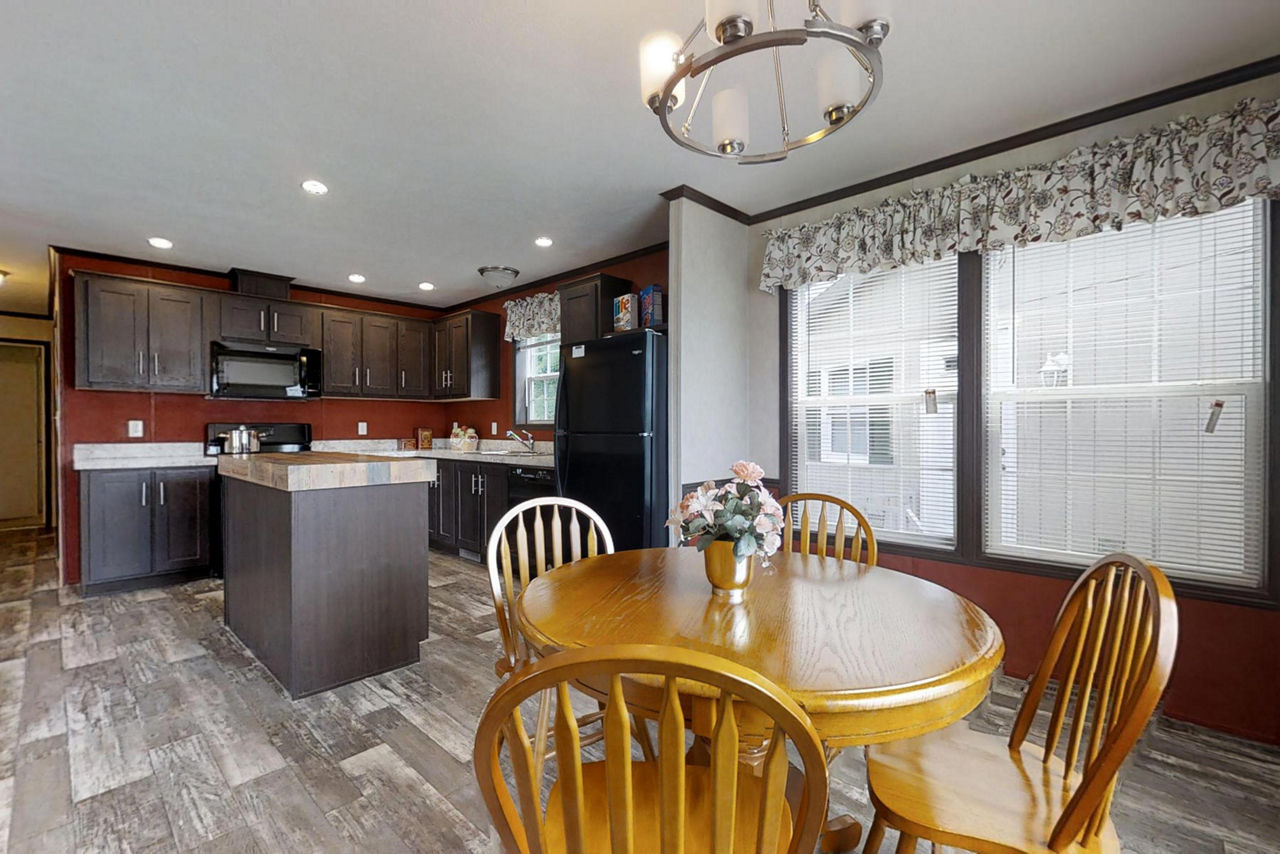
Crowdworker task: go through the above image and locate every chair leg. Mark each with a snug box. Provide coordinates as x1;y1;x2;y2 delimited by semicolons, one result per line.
893;831;918;854
862;814;886;854
531;687;553;784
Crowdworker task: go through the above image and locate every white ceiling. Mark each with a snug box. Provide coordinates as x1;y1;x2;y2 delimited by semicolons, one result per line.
1;1;1278;314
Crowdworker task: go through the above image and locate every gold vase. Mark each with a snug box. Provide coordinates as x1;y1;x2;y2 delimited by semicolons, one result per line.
703;539;754;603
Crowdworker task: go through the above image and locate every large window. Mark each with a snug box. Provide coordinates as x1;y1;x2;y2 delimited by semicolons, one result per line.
983;201;1267;588
515;333;560;426
784;200;1273;598
788;256;958;546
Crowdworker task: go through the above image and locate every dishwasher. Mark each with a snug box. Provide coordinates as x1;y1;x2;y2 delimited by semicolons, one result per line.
506;466;557;506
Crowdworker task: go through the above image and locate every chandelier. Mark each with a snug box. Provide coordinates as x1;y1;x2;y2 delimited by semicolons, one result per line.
639;0;889;164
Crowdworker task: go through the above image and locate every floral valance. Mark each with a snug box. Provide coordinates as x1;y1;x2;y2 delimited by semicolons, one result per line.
760;96;1280;292
503;291;560;341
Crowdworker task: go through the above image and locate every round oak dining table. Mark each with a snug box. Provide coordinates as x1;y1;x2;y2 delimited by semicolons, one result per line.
516;546;1005;750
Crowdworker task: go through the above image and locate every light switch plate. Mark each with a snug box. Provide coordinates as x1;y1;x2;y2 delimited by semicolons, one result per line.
357;421;368;436
491;422;498;436
127;420;144;438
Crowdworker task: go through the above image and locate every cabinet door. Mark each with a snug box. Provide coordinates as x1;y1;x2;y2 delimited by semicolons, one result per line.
431;322;452;396
219;295;269;343
558;279;601;345
435;460;458;546
322;312;362;395
454;461;483;552
447;315;471;397
361;316;398;397
148;288;204;391
269;303;319;347
426;465;443;543
397;321;432;399
80;276;149;388
152;468;213;573
82;470;153;583
480;464;509;548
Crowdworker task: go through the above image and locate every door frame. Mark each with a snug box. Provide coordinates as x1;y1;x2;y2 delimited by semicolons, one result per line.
0;338;52;529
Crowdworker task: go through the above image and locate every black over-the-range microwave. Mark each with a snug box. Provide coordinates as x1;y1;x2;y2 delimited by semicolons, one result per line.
210;341;323;399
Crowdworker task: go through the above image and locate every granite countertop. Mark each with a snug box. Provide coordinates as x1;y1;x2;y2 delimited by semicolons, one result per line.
73;442;215;471
217;452;437;492
379;448;555;469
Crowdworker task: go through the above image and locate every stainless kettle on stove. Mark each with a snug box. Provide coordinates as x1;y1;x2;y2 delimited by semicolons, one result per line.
217;425;272;454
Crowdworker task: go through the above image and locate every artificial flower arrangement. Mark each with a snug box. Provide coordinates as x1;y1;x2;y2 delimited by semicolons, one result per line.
668;461;784;559
450;425;479;452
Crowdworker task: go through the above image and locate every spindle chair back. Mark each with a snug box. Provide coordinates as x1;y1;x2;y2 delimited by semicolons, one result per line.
778;493;877;565
474;643;829;854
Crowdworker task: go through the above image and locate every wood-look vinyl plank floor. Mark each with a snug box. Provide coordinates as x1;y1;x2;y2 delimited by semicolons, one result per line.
0;528;1272;852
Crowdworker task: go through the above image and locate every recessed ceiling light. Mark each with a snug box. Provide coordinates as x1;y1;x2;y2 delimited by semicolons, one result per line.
301;179;329;196
0;270;8;284
418;282;435;291
347;273;366;284
147;237;173;249
534;236;554;248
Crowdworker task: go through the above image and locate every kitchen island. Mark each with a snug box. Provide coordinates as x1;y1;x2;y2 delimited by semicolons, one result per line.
218;451;435;697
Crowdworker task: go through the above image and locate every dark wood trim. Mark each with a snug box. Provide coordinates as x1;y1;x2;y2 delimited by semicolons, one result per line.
443;242;670;313
680;477;781;498
748;54;1280;225
778;289;793;495
1266;199;1280;608
0;337;53;530
0;310;54;321
49;246;233;281
660;185;752;224
954;252;983;562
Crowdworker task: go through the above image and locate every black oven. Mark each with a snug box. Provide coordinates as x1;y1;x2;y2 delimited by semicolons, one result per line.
210;342;322;399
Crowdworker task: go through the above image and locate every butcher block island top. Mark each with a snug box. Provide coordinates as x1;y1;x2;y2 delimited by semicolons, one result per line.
217;451;435;492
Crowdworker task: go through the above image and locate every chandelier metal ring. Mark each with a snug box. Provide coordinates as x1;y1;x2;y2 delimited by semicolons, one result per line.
655;17;884;165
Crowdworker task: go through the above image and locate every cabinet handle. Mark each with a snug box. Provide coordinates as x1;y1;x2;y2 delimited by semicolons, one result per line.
159;481;166;506
365;367;371;386
138;351;144;376
354;367;359;387
153;353;160;375
400;369;406;388
260;309;266;331
141;481;148;507
273;312;278;333
478;475;485;496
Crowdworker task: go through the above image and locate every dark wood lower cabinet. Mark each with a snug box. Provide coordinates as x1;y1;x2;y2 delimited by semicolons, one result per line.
428;460;511;557
81;466;214;588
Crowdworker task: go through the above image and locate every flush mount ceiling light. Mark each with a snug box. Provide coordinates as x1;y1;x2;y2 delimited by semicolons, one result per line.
300;179;329;196
418;281;435;291
478;266;520;289
147;236;174;249
347;273;366;284
534;236;554;248
639;0;889;164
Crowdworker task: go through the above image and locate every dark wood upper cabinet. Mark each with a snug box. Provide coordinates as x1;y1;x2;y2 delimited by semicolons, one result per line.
268;303;319;347
148;288;204;391
82;469;154;583
77;275;149;388
397;320;432;399
557;274;633;345
219;295;269;343
152;468;213;573
361;316;398;397
433;310;500;399
321;311;363;396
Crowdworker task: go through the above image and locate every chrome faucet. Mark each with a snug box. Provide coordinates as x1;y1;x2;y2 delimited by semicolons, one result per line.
506;429;536;452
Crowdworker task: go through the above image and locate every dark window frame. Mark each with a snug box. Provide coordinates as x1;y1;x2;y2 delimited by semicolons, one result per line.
778;200;1280;609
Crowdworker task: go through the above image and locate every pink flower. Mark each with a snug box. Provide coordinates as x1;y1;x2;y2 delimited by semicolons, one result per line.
730;460;765;484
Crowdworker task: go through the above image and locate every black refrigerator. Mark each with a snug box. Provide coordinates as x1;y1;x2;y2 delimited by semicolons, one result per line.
554;330;668;551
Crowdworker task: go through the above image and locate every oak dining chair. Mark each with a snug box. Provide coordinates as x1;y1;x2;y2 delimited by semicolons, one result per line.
862;553;1178;854
778;493;877;565
474;643;830;854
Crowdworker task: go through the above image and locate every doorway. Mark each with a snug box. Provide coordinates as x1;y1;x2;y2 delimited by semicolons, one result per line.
0;341;47;529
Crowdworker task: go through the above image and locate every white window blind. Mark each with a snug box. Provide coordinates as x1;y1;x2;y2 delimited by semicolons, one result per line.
983;200;1267;588
515;333;560;424
788;256;958;546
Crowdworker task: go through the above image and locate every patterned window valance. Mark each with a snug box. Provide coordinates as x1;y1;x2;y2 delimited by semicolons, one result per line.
760;97;1280;293
503;291;560;341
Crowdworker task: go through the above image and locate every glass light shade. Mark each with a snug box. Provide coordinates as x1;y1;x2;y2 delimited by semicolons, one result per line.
639;31;685;110
712;87;750;150
706;0;756;40
816;51;857;115
835;0;889;24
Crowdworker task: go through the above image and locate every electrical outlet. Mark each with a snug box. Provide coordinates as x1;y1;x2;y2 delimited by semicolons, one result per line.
357;421;368;436
491;421;498;436
127;420;144;438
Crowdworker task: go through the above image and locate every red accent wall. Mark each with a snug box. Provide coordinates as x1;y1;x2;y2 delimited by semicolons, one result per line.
54;248;667;584
877;553;1280;744
436;251;669;441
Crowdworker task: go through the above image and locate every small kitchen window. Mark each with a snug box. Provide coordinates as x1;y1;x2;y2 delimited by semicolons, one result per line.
515;333;561;426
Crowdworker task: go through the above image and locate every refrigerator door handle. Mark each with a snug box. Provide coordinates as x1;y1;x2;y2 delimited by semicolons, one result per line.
553;362;569;496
